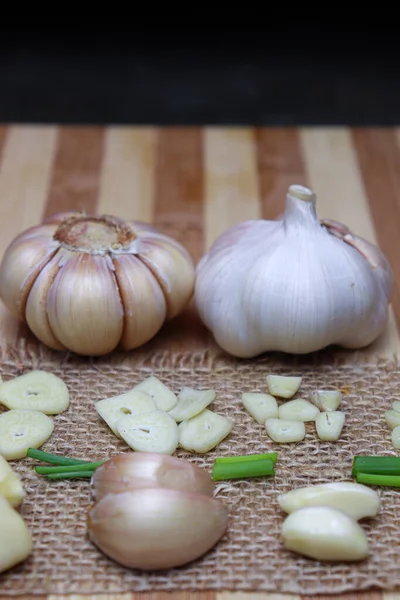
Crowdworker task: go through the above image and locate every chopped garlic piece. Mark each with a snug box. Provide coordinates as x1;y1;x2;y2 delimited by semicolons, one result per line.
278;399;319;422
0;455;25;507
134;376;177;412
96;390;156;437
0;370;69;415
315;411;345;441
0;495;33;574
266;375;302;398
278;481;380;521
178;409;233;453
385;410;400;429
282;506;369;561
0;409;54;460
310;389;342;412
168;387;215;422
391;425;400;449
392;400;400;413
116;410;179;455
241;393;278;424
265;418;305;443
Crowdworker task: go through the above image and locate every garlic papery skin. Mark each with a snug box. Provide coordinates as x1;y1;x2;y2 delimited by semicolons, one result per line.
0;213;195;356
194;184;393;357
87;487;228;570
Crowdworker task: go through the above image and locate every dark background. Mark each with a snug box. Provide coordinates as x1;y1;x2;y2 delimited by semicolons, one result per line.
0;29;398;125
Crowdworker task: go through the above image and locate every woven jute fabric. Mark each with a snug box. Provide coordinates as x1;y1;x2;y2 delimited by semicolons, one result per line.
1;343;400;596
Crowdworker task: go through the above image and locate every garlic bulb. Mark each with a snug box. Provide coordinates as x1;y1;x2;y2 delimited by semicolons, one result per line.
195;184;392;357
0;212;195;355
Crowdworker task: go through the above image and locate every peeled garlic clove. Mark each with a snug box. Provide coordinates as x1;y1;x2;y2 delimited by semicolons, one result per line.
0;370;70;414
91;452;214;501
391;425;400;449
392;401;400;413
168;387;215;422
281;506;369;562
267;375;302;398
0;409;54;460
96;390;156;437
265;418;305;443
310;389;342;412
0;495;33;573
178;409;233;453
241;393;278;424
385;410;400;429
278;481;380;520
278;399;320;422
116;411;179;455
0;456;25;507
87;488;228;570
315;411;345;441
134;376;177;412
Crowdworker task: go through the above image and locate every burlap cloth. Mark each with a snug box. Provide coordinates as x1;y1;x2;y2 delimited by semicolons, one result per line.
1;342;400;596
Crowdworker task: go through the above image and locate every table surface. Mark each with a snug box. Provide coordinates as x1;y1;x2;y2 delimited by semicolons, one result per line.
0;125;400;600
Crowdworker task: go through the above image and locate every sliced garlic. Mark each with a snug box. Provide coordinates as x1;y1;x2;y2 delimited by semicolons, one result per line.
0;455;25;507
315;411;345;441
391;425;400;449
392;400;400;413
0;409;54;460
385;409;400;429
134;376;177;412
0;370;70;415
0;494;33;574
265;418;305;443
178;409;233;453
96;390;157;437
281;506;369;562
116;411;179;455
266;375;302;399
310;389;342;412
278;399;320;422
278;481;380;520
241;392;278;424
168;387;215;422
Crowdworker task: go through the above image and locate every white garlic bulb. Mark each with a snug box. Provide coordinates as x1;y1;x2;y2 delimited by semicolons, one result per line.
195;184;392;357
0;212;195;356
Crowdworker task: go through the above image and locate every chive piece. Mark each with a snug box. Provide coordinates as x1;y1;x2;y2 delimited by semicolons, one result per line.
356;472;400;487
35;460;105;474
352;455;400;477
212;457;275;481
27;448;88;466
214;452;278;465
45;471;95;479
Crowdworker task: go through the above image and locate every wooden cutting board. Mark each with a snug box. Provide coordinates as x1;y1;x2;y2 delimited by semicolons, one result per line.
0;125;399;600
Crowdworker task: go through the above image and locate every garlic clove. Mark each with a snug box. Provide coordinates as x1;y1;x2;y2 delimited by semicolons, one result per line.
0;370;70;415
392;401;400;413
278;481;380;521
112;254;167;350
265;418;305;443
95;390;157;437
391;425;400;449
134;376;177;412
241;392;279;424
0;224;59;320
385;410;400;429
266;375;302;398
0;495;33;574
278;399;320;422
46;252;124;356
310;389;342;412
315;411;345;441
0;455;25;507
138;234;195;319
168;387;216;422
91;452;215;501
0;409;54;460
281;506;369;562
116;410;179;455
87;488;228;570
178;409;233;453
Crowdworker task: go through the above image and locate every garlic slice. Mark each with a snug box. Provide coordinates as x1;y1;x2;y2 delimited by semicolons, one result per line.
134;376;177;412
278;399;320;422
178;409;233;453
241;393;278;424
265;418;305;443
0;455;25;507
116;411;179;455
385;410;400;429
315;411;345;441
0;409;54;460
168;387;215;422
281;506;369;562
266;375;302;399
310;389;342;412
96;390;157;437
0;495;33;574
278;481;380;520
391;425;400;449
0;370;70;414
